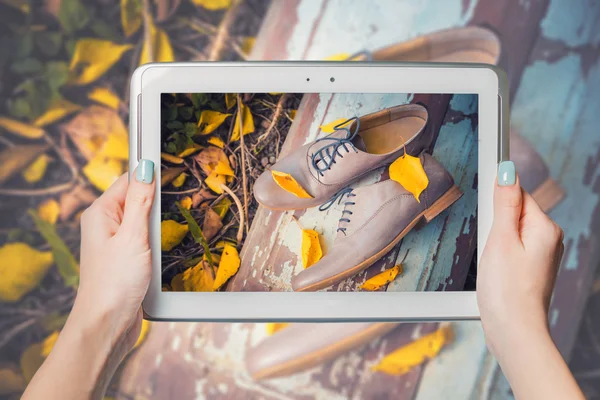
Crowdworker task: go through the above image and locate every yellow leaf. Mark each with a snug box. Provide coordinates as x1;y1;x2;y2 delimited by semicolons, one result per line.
325;52;351;61
180;196;193;210
41;331;60;357
372;325;454;376
241;37;256;55
213;244;240;290
0;144;49;185
172;172;187;188
22;154;51;183
197;110;231;135
161;220;189;251
83;156;124;192
0;117;44;139
205;171;226;194
192;0;231;10
389;154;429;202
271;171;313;199
98;133;129;160
20;343;44;383
69;39;133;85
361;265;403;291
139;16;174;64
33;99;81;127
319;117;353;134
301;229;322;269
133;319;150;349
177;143;203;158
0;243;53;302
121;0;142;37
196;147;234;176
266;323;289;335
88;87;121;110
231;101;255;141
212;197;231;219
0;366;25;396
38;199;60;225
172;260;215;292
225;93;236;110
161;166;187;187
289;109;297;120
208;136;225;148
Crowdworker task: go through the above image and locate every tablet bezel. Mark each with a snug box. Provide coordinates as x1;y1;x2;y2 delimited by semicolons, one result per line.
129;62;509;321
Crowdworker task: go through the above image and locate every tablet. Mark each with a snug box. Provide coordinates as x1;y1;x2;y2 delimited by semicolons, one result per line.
129;62;508;321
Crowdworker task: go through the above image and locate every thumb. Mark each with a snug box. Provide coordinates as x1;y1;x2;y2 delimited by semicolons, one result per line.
120;159;156;239
492;161;523;235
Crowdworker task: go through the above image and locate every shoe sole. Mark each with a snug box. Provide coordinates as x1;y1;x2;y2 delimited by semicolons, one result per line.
531;177;565;213
250;322;399;380
296;185;464;292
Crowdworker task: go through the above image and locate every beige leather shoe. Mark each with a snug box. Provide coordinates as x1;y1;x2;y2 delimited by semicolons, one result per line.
352;25;564;212
246;322;399;380
292;153;463;292
253;104;429;210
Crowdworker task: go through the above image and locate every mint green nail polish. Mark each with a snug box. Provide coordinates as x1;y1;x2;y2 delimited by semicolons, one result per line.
498;161;516;186
136;159;155;184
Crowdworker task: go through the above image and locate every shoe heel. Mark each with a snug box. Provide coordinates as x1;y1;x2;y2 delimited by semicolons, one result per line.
423;185;463;223
531;178;565;213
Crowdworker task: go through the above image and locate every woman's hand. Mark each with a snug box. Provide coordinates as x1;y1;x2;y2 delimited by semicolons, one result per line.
76;160;156;350
23;160;156;400
478;160;582;400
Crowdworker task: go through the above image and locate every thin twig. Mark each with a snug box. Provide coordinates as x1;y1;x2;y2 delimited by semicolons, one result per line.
0;135;15;147
254;94;288;149
207;0;243;61
142;0;155;62
236;95;250;235
220;184;244;243
162;187;203;195
0;318;36;352
0;182;76;196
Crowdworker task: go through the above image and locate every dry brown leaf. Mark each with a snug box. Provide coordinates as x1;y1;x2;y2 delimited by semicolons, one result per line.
195;147;234;177
59;185;97;221
0;144;50;185
63;106;128;161
0;365;25;396
225;93;236;110
0;243;53;302
389;154;429;202
192;189;217;208
68;39;133;85
361;265;403;291
213;244;240;290
161;166;187;187
22;154;51;183
372;324;454;375
38;199;60;225
20;343;44;383
271;171;313;199
202;207;223;241
161;220;189;251
0;117;45;139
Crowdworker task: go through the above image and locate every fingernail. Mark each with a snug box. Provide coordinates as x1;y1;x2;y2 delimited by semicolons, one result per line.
136;159;155;184
497;161;516;186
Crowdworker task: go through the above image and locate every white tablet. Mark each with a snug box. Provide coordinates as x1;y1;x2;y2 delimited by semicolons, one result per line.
129;62;508;321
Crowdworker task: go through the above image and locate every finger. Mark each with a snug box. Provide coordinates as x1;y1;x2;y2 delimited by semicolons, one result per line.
81;174;130;241
120;160;156;239
492;161;523;235
520;190;545;222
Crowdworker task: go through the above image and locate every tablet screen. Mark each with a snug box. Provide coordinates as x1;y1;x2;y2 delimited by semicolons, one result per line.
160;92;478;292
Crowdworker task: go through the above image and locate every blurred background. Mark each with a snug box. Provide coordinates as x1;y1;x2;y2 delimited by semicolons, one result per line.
0;0;599;398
